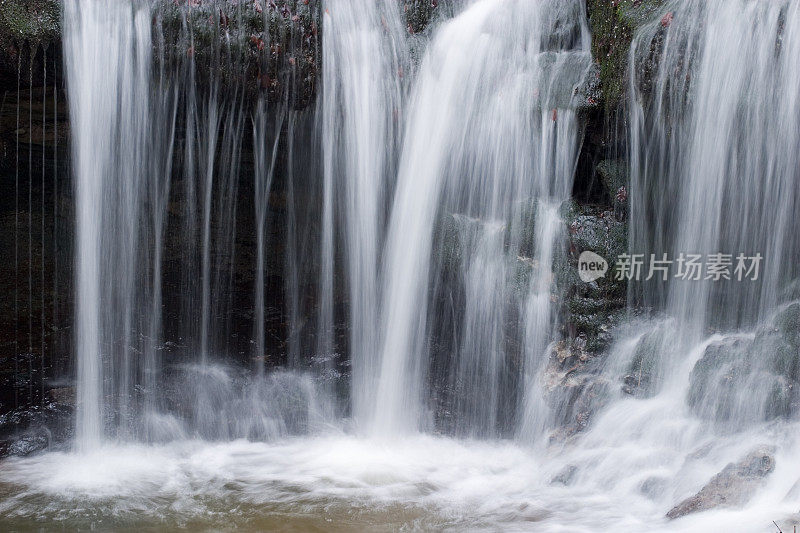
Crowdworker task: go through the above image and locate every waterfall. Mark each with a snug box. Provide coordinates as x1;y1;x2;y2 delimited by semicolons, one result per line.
320;0;406;431
630;0;800;334
11;0;800;529
621;0;800;425
60;0;591;445
372;0;591;436
63;0;153;449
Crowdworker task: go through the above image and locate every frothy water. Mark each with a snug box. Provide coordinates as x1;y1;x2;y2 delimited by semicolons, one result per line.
2;429;799;531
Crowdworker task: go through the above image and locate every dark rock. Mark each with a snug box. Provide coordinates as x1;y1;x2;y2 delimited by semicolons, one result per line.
48;386;76;406
0;1;62;93
404;0;440;35
596;159;628;219
596;159;627;199
666;447;775;519
557;201;627;354
0;402;73;458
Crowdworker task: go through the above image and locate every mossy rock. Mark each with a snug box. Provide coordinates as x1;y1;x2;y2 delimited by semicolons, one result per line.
154;0;320;107
587;0;665;112
0;0;60;43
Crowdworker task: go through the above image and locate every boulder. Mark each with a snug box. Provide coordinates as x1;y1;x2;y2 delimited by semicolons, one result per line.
666;447;775;519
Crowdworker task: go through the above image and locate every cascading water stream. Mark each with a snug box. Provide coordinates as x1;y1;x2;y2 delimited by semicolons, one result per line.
320;0;406;431
373;0;591;437
63;0;153;449
630;0;800;333
623;0;800;421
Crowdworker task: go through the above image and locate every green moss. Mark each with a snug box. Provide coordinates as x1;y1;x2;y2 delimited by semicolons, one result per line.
0;0;60;43
587;0;665;112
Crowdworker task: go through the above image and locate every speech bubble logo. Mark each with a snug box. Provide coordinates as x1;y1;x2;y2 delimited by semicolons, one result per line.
578;251;608;282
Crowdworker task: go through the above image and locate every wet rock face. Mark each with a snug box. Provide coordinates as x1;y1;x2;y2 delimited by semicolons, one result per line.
687;301;800;425
621;326;670;397
0;0;59;41
0;400;73;458
404;0;439;35
558;201;627;354
666;447;776;519
154;0;321;108
0;0;61;92
542;340;612;442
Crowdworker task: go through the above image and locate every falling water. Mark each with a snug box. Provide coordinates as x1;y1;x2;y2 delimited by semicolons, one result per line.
252;100;282;376
373;0;591;436
63;0;152;449
630;0;800;332
623;0;800;423
320;0;406;430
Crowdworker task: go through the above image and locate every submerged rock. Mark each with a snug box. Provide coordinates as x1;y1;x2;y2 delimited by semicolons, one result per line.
666;447;775;519
551;464;578;485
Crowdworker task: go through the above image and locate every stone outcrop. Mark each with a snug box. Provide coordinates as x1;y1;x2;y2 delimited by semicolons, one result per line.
666;447;776;519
